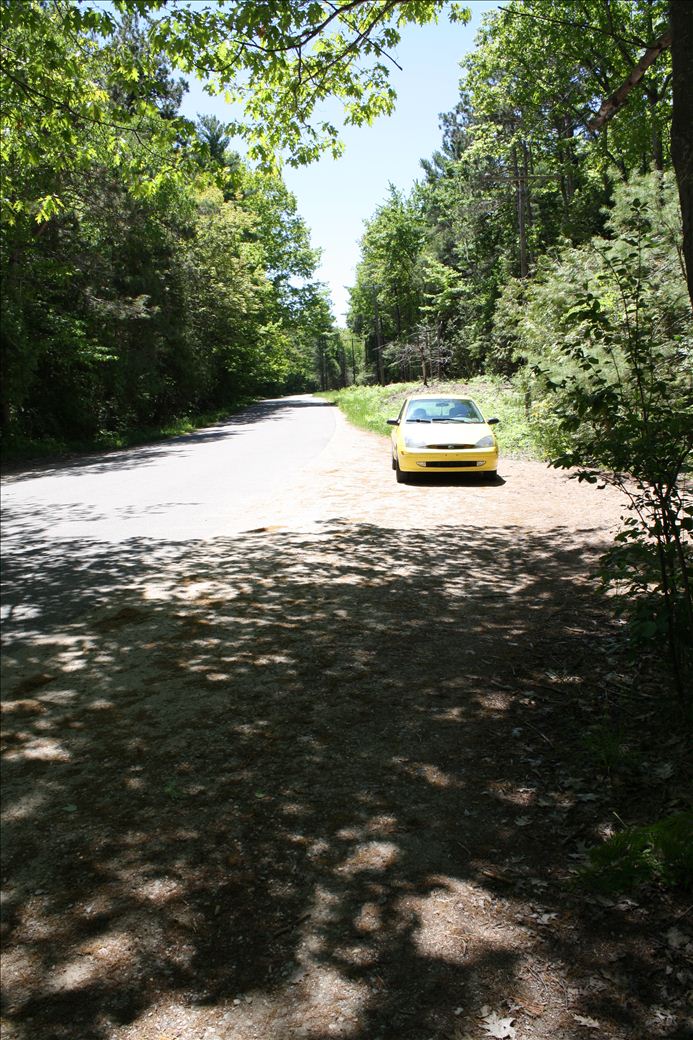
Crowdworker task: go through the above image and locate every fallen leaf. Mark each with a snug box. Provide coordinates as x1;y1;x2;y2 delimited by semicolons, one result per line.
573;1014;601;1029
536;912;558;925
11;675;56;697
482;1011;516;1038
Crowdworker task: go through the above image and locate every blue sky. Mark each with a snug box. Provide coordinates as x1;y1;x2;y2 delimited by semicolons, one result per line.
180;1;499;325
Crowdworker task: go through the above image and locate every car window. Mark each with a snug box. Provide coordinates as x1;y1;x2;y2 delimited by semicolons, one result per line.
404;399;483;422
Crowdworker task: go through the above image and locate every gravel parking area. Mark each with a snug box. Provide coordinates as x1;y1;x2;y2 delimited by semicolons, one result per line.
2;408;690;1040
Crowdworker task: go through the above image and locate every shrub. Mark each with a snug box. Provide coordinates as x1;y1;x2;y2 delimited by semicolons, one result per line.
581;813;693;893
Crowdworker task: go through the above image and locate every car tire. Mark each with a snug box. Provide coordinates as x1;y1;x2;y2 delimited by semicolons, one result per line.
391;454;397;470
395;458;408;484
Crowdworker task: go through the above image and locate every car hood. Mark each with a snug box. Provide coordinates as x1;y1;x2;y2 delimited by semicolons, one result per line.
401;420;492;444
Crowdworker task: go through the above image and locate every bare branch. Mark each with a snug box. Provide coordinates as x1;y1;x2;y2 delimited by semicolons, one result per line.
588;30;672;132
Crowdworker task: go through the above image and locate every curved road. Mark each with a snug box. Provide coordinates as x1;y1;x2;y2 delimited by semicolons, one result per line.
1;396;336;545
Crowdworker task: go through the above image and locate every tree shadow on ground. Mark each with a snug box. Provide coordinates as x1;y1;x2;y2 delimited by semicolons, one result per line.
0;521;684;1039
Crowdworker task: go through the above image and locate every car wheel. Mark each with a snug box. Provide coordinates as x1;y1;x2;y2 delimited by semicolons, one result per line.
391;453;397;470
395;458;408;484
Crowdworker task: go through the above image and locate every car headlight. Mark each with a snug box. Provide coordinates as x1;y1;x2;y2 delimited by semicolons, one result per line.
404;434;428;449
475;434;495;448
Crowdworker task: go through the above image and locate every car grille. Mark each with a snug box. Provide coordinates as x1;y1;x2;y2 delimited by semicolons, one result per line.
424;460;479;468
427;443;475;449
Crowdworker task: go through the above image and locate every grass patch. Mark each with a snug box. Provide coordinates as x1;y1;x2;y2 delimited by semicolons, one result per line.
1;400;256;467
582;722;642;778
319;382;413;437
580;812;693;894
319;377;544;459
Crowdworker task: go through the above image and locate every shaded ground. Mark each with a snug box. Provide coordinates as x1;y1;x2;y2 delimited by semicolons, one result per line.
1;407;691;1040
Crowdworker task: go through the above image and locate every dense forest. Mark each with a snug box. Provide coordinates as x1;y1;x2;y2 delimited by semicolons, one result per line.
3;1;690;437
347;0;684;385
1;4;341;448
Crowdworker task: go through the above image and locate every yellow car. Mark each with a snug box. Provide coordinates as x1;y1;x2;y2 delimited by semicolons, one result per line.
387;394;500;483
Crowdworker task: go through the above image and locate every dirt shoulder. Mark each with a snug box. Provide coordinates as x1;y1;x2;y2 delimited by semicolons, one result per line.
2;411;691;1040
225;407;624;535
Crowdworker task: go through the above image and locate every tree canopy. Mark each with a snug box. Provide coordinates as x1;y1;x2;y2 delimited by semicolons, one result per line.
1;0;471;226
1;5;356;441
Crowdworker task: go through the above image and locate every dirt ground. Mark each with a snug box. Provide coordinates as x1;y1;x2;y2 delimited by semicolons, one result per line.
2;410;691;1040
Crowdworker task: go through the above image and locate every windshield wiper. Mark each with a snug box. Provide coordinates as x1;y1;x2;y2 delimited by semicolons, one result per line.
432;417;479;423
406;418;432;423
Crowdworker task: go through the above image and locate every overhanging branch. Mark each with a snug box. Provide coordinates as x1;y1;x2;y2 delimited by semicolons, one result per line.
588;30;672;132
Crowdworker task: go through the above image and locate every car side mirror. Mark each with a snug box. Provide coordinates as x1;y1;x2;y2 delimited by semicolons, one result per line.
487;417;500;425
386;419;400;426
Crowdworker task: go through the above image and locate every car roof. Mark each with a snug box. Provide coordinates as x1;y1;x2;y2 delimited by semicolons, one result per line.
403;393;479;402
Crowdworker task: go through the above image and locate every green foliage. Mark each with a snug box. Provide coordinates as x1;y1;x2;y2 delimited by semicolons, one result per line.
348;186;428;382
506;172;692;701
319;383;413;436
0;1;194;227
0;10;336;447
321;377;539;457
580;813;693;893
1;401;257;462
1;0;471;223
464;0;671;179
1;159;333;443
1;1;473;440
348;0;675;384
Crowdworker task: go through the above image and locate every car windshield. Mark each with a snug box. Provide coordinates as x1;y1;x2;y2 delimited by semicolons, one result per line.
404;398;483;423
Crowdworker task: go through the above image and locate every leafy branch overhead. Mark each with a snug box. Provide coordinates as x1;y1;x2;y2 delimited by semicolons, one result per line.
0;0;470;220
144;0;471;164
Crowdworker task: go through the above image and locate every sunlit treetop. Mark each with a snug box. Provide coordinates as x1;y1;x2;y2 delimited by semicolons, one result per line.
140;0;471;165
0;0;470;223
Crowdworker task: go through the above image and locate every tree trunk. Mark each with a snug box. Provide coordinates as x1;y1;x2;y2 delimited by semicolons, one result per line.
371;288;385;384
318;339;326;391
670;0;693;308
419;340;428;386
644;88;665;171
512;144;528;278
523;140;534;268
558;118;576;222
339;342;347;388
588;29;672;132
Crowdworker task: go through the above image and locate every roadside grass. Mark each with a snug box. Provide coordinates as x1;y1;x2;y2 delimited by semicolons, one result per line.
319;376;544;459
1;399;257;467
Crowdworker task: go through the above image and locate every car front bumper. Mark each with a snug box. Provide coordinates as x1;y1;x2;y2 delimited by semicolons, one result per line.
397;447;498;473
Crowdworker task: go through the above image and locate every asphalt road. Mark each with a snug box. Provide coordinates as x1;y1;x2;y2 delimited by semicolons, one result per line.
1;396;336;547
